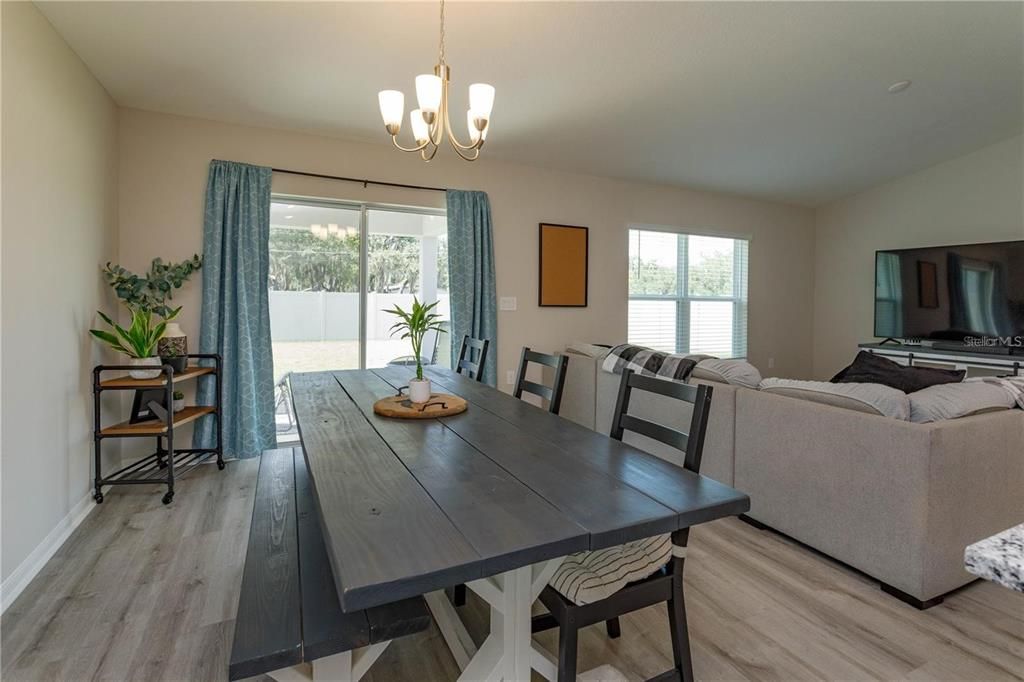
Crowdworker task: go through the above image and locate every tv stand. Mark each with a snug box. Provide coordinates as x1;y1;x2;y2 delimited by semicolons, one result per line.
859;343;1021;377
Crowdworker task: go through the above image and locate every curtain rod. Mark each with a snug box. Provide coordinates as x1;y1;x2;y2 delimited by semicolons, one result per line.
271;167;448;193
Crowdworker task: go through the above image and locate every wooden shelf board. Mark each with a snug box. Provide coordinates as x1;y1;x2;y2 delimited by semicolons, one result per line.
99;366;215;389
100;406;216;436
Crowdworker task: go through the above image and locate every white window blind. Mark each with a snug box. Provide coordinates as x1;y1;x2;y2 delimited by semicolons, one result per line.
628;229;749;358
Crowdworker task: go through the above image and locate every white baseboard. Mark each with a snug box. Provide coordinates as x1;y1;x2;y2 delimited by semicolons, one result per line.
1;490;98;613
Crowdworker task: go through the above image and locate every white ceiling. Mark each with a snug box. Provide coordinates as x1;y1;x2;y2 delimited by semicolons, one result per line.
37;1;1024;206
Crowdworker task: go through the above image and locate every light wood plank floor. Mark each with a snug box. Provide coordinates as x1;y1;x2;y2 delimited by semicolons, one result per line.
2;460;1022;681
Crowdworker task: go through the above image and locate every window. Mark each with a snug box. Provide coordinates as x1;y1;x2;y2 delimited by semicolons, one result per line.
628;229;749;358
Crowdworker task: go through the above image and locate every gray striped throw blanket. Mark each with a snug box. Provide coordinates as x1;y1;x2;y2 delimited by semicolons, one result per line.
601;344;701;382
981;376;1024;409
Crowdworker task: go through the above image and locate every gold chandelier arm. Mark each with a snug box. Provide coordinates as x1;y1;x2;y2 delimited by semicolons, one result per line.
391;135;433;153
442;105;481;150
421;143;441;162
428;99;444;147
448;142;480;161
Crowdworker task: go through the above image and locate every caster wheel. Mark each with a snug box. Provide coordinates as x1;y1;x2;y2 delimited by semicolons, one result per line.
217;461;226;471
162;492;174;505
93;493;104;504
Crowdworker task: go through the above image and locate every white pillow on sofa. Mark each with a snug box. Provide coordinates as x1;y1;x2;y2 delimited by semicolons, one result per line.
759;378;910;420
692;359;762;388
909;379;1016;423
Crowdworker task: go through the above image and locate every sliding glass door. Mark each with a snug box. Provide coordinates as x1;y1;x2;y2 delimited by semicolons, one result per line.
268;198;448;379
365;208;450;368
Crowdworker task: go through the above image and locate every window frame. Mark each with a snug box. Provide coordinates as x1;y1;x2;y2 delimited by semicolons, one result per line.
627;226;750;359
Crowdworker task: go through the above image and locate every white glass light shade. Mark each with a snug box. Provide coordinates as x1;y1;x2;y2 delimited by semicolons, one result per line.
378;90;404;130
410;109;430;144
467;110;489;144
468;83;495;119
415;74;443;115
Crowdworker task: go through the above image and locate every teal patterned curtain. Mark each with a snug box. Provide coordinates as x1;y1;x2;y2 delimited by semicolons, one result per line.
446;190;498;385
193;160;275;458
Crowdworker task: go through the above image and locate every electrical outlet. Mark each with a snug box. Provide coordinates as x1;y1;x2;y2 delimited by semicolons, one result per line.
506;370;516;385
767;357;776;369
499;297;517;311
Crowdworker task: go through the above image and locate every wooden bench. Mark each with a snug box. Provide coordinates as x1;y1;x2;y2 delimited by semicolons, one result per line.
229;447;431;681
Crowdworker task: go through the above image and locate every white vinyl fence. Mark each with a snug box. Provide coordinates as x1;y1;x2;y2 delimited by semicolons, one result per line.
270;291;450;343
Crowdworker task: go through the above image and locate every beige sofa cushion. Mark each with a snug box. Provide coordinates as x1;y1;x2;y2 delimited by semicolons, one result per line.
759;378;910;420
908;379;1016;423
692;359;762;389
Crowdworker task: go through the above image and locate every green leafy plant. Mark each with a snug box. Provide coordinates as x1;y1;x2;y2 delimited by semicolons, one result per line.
384;297;445;381
172;390;185;401
89;308;172;359
102;255;202;318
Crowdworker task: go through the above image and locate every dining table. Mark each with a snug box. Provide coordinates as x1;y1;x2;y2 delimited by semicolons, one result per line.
290;364;750;681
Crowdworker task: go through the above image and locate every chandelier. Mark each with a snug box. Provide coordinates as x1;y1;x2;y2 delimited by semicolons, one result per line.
377;0;494;162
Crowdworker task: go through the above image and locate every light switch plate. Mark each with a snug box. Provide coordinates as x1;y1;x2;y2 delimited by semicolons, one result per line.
506;370;516;385
499;296;517;311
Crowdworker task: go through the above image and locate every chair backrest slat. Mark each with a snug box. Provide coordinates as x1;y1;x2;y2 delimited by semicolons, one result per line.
513;347;569;414
456;336;490;382
618;414;689;453
609;369;713;474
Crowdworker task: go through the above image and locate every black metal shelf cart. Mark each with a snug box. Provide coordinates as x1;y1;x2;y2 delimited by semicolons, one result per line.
92;353;223;505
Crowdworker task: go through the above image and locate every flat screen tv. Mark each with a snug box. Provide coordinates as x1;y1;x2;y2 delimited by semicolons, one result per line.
874;240;1024;347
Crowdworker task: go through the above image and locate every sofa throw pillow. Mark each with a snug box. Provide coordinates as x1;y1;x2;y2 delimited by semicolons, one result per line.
909;379;1016;423
831;351;965;393
760;378;911;420
692;359;763;389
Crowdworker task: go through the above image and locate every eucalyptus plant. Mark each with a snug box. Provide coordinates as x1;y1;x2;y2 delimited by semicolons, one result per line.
384;298;446;381
89;308;174;359
102;255;202;319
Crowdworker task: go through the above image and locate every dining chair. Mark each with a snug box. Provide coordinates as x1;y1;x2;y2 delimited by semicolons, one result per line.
455;335;489;382
532;369;713;682
513;347;569;414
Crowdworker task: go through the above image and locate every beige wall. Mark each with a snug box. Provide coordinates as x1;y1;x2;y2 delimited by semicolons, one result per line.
119;108;817;390
1;3;119;584
812;135;1024;378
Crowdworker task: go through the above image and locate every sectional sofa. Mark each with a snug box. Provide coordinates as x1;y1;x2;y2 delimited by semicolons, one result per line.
560;344;1024;607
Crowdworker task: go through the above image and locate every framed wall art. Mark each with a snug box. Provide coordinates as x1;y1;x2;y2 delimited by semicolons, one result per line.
538;223;589;307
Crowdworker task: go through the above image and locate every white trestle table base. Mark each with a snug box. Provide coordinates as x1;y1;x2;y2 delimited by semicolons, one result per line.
427;557;565;681
263;641;392;682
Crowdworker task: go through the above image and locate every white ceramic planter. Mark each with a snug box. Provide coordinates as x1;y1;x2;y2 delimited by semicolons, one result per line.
408;378;432;403
129;356;163;379
172;398;186;412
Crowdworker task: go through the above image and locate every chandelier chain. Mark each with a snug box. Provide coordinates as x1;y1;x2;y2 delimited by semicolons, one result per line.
438;0;446;66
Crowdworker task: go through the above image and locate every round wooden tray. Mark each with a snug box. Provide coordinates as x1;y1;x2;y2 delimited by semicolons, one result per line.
372;393;468;419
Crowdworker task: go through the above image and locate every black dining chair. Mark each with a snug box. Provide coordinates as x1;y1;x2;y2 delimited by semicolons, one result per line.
455;335;490;382
513;347;569;415
532;369;713;682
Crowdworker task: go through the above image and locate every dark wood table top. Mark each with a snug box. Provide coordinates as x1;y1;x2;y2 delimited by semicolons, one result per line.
291;366;750;613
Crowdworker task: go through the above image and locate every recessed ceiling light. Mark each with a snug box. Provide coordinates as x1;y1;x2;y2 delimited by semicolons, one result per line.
887;80;912;94
285;215;294;219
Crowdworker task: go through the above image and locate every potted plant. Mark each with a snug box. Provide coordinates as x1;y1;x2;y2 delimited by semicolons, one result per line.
89;308;170;379
384;297;446;403
102;255;202;361
160;344;188;374
172;390;185;413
